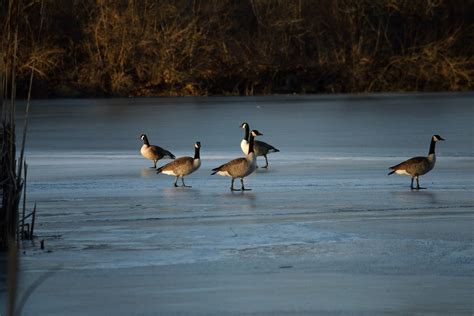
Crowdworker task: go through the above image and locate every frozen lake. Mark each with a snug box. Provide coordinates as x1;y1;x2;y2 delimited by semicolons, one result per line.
4;93;474;315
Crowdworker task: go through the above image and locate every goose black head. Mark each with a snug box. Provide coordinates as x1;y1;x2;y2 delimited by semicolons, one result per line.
140;134;147;141
240;122;249;129
433;135;445;142
251;130;263;137
195;141;201;149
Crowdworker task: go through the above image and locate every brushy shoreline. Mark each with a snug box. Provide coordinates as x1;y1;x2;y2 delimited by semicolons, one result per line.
2;0;473;98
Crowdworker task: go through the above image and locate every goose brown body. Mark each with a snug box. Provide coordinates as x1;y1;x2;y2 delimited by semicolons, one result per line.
212;157;256;178
140;134;175;168
389;156;433;177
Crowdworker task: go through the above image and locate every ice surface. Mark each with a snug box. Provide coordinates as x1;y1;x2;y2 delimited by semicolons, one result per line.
2;93;473;315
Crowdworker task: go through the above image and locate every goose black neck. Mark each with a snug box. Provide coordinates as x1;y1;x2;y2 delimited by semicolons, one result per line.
244;125;250;141
248;134;254;154
429;139;436;155
194;146;200;159
143;136;150;146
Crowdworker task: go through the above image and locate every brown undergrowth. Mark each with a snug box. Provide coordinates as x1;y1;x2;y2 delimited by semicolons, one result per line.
1;0;473;97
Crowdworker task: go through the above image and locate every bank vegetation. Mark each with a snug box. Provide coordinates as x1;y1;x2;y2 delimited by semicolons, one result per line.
1;0;473;97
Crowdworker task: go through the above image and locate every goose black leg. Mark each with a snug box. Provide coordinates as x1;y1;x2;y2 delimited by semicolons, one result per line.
174;176;179;187
410;177;414;189
241;178;252;191
230;178;240;191
416;177;426;190
262;155;269;168
181;177;192;188
151;160;157;168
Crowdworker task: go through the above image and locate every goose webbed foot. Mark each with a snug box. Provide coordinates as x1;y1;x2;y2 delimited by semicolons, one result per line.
176;184;192;188
412;187;427;190
181;178;192;188
240;179;251;191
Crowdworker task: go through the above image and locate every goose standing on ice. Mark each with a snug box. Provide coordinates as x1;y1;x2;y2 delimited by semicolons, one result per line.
388;134;445;189
140;134;175;168
240;122;279;168
212;130;261;191
157;142;201;187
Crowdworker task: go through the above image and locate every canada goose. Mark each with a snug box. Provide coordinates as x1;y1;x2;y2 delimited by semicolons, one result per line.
157;142;201;187
388;134;445;189
140;134;175;168
240;122;279;168
212;130;261;191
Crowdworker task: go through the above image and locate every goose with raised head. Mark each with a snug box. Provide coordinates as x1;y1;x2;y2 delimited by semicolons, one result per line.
140;134;175;168
157;142;201;187
240;122;279;168
212;130;261;191
388;134;445;189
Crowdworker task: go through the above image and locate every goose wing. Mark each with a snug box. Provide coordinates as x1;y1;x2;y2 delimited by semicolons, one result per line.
389;156;429;174
212;157;247;175
157;157;192;173
149;145;176;159
254;140;279;155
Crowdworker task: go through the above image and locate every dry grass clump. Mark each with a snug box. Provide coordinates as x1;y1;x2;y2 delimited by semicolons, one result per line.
371;35;473;91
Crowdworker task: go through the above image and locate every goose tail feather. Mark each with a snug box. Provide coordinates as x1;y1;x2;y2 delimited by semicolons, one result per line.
211;165;224;175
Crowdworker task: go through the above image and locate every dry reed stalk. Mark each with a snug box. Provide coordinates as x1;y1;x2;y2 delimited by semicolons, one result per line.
1;1;44;315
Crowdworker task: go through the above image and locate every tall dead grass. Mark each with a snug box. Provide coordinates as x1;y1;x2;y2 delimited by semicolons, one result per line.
2;0;473;96
2;1;43;314
370;32;473;91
